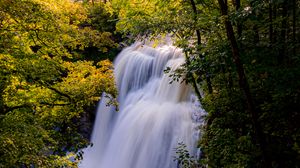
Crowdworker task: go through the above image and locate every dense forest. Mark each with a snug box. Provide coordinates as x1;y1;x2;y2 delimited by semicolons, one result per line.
0;0;299;168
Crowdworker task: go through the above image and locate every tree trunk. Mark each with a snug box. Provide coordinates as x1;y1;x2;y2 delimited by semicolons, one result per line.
190;0;213;94
269;0;273;45
185;52;202;99
253;26;259;44
278;0;288;64
292;0;296;57
189;0;201;47
217;0;269;166
233;0;242;37
273;4;278;43
250;2;260;44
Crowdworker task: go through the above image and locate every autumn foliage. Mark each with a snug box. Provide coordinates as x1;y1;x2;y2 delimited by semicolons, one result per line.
0;0;117;167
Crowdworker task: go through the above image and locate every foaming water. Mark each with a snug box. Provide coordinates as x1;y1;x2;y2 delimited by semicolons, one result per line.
80;43;205;168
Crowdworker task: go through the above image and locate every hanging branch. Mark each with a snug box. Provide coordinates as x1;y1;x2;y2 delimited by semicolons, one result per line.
184;51;202;99
190;0;213;94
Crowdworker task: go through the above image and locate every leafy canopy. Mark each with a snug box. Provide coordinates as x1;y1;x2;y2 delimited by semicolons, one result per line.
0;0;117;167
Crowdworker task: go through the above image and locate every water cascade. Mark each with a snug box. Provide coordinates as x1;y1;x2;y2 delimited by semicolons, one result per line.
80;43;204;168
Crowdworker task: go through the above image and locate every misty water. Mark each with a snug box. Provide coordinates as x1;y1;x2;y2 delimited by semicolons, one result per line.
80;43;205;168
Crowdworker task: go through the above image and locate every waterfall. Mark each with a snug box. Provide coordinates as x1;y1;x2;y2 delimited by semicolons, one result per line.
80;43;204;168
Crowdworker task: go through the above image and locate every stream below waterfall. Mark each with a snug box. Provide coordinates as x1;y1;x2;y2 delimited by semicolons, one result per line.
80;43;205;168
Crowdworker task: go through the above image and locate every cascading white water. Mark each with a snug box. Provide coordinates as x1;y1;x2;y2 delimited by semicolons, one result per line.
80;43;205;168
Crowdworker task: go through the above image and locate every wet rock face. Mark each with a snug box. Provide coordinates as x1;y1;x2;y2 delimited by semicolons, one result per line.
79;105;97;140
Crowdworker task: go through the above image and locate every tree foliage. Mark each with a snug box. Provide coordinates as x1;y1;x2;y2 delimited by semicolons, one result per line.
1;0;299;167
0;0;117;167
111;0;300;167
